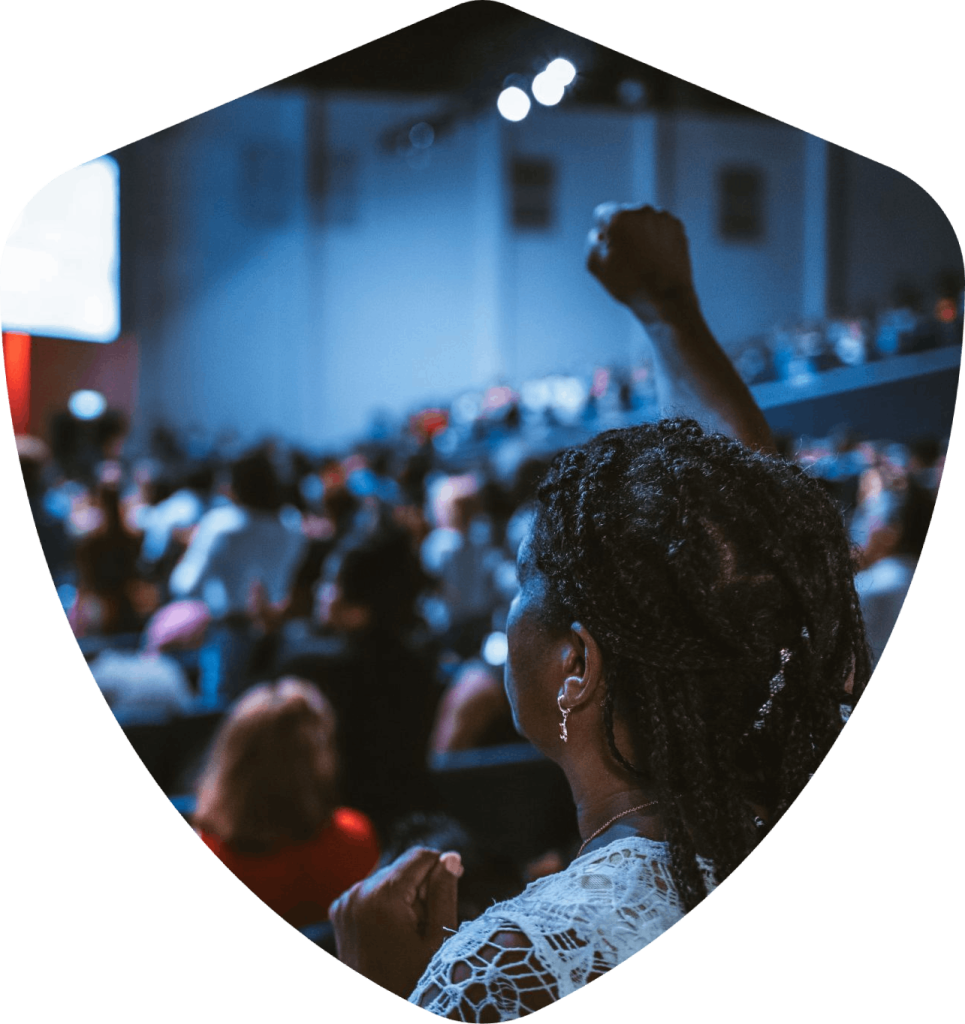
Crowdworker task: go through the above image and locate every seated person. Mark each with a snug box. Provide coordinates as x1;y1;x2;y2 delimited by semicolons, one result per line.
142;599;212;654
88;646;194;720
69;468;152;637
328;205;869;1017
428;661;516;755
277;513;442;836
421;474;503;658
169;449;305;622
193;678;379;928
136;461;212;575
88;598;208;721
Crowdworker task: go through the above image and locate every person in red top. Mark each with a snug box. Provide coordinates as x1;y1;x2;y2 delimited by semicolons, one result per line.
193;677;380;928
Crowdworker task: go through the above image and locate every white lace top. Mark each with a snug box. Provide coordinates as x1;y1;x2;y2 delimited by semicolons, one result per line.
409;836;714;1020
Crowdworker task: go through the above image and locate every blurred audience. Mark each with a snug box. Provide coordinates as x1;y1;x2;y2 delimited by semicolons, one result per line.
194;679;380;928
169;449;305;622
89;647;194;719
13;357;952;958
135;460;213;574
420;473;504;657
851;453;935;665
428;661;515;755
69;466;151;637
277;514;442;836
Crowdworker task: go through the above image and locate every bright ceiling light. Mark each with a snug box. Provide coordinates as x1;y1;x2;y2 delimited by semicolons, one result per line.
544;58;577;86
497;86;531;122
532;70;565;106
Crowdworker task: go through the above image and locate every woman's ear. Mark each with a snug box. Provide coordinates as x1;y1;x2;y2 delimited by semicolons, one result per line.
559;623;605;709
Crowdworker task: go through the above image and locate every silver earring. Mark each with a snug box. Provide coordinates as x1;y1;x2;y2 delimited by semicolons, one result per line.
558;694;569;742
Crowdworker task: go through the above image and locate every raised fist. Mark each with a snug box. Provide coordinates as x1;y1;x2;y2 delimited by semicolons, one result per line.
587;203;697;320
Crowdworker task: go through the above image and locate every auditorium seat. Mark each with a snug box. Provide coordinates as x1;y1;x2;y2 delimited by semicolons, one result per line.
116;705;226;794
78;632;143;660
428;742;578;864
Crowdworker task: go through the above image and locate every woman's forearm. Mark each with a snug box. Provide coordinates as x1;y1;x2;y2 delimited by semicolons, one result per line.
631;290;775;453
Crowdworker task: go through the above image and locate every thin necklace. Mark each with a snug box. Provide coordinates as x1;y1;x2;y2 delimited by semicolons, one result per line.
577;800;660;858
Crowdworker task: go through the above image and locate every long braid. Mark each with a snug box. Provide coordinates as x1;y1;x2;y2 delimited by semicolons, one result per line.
529;419;870;911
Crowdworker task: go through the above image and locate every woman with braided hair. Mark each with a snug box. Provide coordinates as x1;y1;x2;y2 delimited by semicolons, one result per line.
328;204;870;1019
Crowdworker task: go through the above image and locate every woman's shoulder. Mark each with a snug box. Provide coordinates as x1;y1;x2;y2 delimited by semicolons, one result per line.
411;836;687;1014
442;835;684;946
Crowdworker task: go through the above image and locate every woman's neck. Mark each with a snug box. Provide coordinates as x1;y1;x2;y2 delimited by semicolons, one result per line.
569;778;667;851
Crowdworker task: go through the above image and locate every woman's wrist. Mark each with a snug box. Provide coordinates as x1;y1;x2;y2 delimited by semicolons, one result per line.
628;284;703;332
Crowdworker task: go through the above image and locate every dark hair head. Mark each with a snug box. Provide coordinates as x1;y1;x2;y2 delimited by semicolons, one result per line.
94;480;125;533
329;513;429;635
180;461;215;497
230;450;282;513
194;679;339;853
527;418;870;910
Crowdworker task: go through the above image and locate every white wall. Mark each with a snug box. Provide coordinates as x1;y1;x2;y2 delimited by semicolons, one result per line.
660;115;811;345
311;93;502;441
135;91;316;443
129;91;956;451
502;106;648;382
133;92;666;448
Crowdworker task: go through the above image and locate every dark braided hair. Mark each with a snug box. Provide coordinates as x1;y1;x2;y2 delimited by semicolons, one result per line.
528;418;871;911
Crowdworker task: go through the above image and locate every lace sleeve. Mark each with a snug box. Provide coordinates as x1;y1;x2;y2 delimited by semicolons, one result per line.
409;839;694;1021
412;923;560;1021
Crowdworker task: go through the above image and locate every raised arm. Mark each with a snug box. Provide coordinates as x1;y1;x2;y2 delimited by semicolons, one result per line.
587;203;775;453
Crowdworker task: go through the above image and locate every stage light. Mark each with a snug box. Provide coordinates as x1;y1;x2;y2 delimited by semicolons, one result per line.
497;86;531;122
544;58;576;86
68;389;106;420
532;70;565;106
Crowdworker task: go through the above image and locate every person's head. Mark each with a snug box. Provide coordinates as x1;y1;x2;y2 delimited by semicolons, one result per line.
180;460;215;498
143;599;212;653
91;469;125;533
854;470;934;567
317;516;428;636
504;418;870;910
230;450;282;513
318;457;360;529
429;474;482;533
194;678;339;853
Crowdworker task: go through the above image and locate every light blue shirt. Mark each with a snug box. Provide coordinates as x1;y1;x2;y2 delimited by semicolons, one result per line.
169;503;306;618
